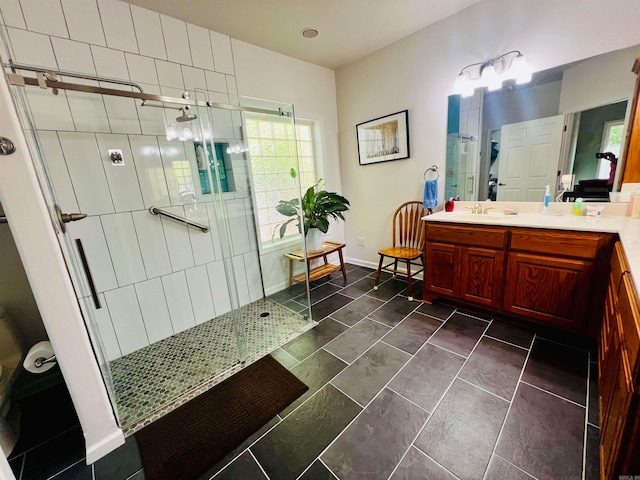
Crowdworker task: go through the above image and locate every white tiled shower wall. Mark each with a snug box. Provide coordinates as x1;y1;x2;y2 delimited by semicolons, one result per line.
0;0;267;360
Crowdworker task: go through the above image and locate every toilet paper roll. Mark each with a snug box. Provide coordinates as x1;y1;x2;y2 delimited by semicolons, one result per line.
23;341;56;374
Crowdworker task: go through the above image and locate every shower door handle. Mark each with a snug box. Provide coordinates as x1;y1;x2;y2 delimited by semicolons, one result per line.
75;239;102;309
55;205;87;233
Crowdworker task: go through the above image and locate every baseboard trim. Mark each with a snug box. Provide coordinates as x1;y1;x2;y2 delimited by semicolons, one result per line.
345;257;424;280
344;257;378;270
85;429;125;464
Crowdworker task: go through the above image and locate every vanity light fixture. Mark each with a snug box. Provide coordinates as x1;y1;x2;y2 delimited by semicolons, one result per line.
226;143;248;154
453;50;533;97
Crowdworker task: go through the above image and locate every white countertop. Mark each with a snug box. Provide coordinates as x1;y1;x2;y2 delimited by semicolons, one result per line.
423;203;640;287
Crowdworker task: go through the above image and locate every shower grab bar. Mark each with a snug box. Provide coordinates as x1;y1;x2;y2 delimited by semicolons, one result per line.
149;206;210;233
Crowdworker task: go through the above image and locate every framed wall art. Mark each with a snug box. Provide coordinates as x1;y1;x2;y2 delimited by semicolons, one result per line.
356;110;409;165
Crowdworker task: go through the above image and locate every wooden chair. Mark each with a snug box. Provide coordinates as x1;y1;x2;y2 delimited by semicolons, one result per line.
373;201;427;301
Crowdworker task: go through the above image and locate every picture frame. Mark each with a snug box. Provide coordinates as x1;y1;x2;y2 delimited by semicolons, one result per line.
356;110;409;165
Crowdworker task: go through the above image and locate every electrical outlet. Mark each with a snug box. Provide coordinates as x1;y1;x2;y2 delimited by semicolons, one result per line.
357;237;365;247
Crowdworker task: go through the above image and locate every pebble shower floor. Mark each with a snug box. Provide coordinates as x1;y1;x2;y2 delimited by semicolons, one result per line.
109;297;312;435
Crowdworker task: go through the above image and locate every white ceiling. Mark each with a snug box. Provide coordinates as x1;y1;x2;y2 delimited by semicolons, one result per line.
124;0;482;69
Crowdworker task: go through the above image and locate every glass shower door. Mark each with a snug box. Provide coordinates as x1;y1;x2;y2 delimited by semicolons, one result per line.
195;92;314;364
4;76;247;430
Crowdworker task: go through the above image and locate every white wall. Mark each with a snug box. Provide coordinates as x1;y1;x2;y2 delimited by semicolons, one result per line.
336;0;640;266
559;43;640;114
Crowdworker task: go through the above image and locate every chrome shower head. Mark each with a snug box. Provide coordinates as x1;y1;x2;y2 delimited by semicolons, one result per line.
176;107;197;122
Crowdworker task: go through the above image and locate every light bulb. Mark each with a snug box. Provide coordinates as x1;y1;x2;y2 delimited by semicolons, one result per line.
511;55;532;84
460;81;475;98
453;72;471;95
482;64;502;91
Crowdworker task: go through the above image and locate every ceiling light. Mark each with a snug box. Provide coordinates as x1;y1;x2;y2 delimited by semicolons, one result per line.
301;28;319;39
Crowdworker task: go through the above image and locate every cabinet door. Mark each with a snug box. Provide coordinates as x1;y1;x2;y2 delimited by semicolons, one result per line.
425;241;457;296
459;246;504;309
599;330;634;479
503;252;592;330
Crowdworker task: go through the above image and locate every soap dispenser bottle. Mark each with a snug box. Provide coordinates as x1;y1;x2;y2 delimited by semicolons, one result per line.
542;185;551;213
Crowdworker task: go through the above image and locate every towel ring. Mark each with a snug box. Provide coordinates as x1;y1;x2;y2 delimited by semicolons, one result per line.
423;165;439;180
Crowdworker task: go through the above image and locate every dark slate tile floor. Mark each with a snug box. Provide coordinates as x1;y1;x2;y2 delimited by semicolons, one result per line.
7;264;599;480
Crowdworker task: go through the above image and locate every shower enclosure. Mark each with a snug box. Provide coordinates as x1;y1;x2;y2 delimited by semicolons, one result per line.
445;133;479;201
1;46;314;433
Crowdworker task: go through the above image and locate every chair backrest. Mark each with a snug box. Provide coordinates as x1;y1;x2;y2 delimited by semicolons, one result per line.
391;201;428;249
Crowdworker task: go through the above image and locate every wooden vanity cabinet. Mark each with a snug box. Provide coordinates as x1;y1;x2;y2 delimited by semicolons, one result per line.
423;223;615;335
599;242;640;478
504;229;614;333
503;252;592;330
424;224;506;309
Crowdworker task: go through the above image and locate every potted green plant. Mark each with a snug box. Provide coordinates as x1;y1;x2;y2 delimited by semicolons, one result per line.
274;169;350;252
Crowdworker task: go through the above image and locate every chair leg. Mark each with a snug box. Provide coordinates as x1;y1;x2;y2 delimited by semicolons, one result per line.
374;255;384;290
406;258;413;301
393;259;398;276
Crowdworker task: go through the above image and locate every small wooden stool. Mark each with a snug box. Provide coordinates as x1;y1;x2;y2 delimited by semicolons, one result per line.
284;241;347;290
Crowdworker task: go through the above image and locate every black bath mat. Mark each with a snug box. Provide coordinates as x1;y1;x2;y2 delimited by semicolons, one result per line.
135;354;308;480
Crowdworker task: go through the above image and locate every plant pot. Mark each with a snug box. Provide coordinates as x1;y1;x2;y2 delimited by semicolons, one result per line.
306;228;324;253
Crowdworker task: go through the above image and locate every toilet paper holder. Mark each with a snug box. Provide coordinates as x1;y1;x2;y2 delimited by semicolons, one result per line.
33;354;56;369
24;341;57;374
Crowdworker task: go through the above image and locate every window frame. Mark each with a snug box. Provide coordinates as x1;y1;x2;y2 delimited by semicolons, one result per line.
596;120;624;179
245;113;324;254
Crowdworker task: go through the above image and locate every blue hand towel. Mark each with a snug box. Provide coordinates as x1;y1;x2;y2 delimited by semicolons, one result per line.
423;179;438;209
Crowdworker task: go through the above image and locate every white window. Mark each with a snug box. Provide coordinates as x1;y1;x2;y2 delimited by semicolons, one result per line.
245;115;318;244
596;120;624;179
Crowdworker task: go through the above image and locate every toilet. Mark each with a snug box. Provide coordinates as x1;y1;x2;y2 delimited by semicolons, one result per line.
0;307;24;457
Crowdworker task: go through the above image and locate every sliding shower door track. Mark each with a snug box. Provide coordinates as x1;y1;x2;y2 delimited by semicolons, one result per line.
5;61;290;117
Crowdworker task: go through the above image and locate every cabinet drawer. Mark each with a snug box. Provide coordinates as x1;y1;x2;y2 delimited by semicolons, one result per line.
510;229;602;259
427;224;507;249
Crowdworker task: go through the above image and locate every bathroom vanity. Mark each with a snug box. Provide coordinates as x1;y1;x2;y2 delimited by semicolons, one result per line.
423;220;615;335
422;208;640;477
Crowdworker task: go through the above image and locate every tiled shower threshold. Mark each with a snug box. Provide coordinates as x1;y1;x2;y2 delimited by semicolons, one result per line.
108;297;313;436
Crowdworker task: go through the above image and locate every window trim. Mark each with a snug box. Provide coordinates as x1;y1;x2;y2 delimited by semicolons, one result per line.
245;114;323;254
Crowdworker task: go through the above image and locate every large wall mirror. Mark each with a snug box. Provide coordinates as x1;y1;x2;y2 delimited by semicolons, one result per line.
445;43;640;202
